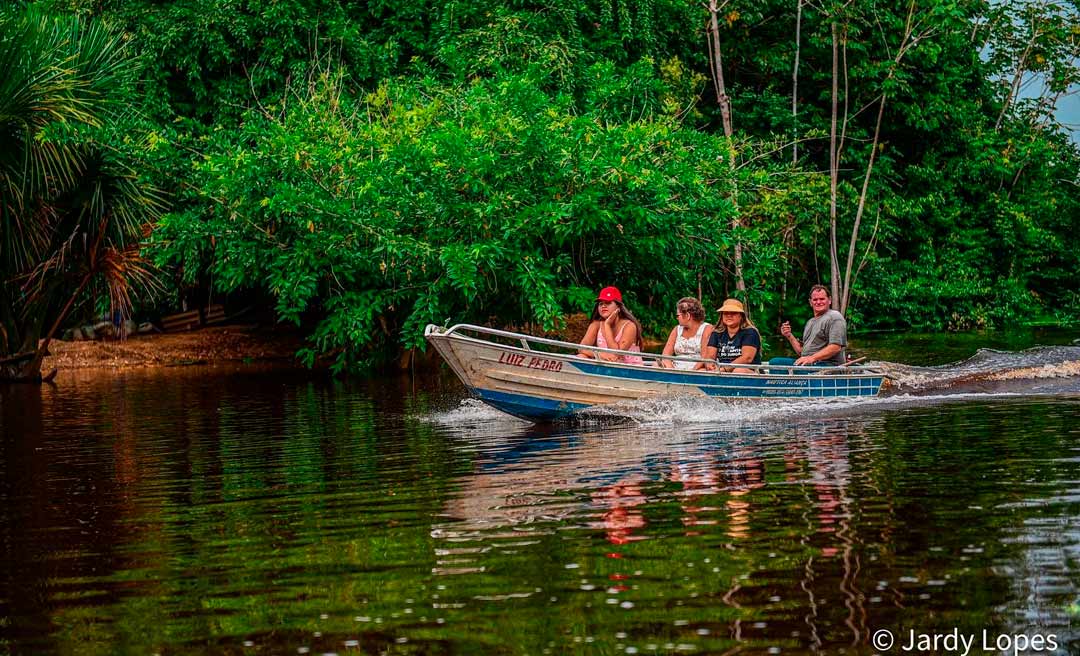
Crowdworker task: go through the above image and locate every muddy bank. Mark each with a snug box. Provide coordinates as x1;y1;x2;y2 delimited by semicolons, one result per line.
43;326;305;371
43;314;663;373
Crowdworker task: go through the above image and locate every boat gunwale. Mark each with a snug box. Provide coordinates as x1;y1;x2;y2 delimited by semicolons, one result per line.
425;323;886;380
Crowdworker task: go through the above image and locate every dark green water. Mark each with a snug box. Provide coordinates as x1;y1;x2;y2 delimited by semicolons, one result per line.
1;334;1079;655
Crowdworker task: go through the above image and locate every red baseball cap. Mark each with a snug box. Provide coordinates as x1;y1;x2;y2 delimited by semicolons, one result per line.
597;286;623;302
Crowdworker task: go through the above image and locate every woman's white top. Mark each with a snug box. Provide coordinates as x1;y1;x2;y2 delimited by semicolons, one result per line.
672;323;711;370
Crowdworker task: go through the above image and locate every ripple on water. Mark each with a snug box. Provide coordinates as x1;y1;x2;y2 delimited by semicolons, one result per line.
4;367;1080;655
422;398;531;426
883;344;1080;391
418;379;1079;435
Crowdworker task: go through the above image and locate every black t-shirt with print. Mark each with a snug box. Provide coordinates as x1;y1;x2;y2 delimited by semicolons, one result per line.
707;328;762;364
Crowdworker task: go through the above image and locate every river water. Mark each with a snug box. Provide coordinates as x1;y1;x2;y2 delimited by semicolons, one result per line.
2;331;1079;655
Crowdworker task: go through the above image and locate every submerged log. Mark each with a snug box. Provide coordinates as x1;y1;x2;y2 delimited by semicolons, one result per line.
0;351;35;366
0;350;49;383
0;365;45;383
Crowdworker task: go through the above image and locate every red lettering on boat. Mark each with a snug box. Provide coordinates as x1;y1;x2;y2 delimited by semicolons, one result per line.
501;353;561;372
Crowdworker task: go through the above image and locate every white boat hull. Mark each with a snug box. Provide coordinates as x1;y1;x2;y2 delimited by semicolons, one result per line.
425;324;885;421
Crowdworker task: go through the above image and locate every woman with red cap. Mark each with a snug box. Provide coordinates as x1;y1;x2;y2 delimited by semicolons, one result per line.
577;286;645;365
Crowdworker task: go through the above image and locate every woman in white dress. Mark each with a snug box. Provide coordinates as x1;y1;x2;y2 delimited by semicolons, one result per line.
658;297;714;369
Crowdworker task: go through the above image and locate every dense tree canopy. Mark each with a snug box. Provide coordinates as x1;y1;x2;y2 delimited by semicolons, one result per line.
20;0;1080;369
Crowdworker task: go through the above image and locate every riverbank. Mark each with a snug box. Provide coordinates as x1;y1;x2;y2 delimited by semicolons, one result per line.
42;325;305;371
40;315;609;374
42;321;1076;374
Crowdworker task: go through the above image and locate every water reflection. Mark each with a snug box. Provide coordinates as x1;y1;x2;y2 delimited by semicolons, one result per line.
1;367;1078;654
428;407;1079;653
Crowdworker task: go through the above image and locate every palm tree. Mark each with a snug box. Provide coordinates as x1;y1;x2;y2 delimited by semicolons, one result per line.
0;6;163;382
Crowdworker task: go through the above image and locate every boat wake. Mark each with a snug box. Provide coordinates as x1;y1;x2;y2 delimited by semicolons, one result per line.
421;345;1080;428
574;390;1062;426
881;345;1080;395
424;389;1033;431
576;395;818;426
421;398;534;436
564;346;1080;425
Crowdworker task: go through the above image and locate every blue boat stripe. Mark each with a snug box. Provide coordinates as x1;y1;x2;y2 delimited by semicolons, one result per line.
470;387;588;420
473;382;881;401
572;360;881;390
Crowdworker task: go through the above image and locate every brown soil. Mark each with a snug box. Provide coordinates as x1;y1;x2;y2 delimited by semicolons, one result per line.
42;325;305;371
42;315;665;374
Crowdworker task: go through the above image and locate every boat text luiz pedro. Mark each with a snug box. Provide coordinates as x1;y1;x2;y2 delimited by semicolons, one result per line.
425;324;886;422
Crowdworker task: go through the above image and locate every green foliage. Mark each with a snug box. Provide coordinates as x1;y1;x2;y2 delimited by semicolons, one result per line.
29;0;1078;370
0;5;163;374
712;0;1079;332
153;65;757;370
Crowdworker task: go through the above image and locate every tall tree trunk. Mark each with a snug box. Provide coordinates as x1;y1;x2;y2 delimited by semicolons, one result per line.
19;268;94;380
841;93;887;314
995;40;1034;130
828;21;842;308
792;0;803;164
708;0;734;138
707;0;745;293
836;0;924;314
787;0;804;314
995;0;1049;131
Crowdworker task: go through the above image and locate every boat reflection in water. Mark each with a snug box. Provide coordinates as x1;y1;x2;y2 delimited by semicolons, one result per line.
428;386;1080;652
429;411;903;650
2;349;1077;654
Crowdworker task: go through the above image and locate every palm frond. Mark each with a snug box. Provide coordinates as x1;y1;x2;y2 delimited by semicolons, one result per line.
0;5;142;271
98;241;164;320
0;6;162;369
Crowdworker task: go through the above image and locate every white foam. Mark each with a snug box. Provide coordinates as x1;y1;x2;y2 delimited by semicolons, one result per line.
422;398;530;426
984;360;1080;381
574;388;1054;429
576;394;878;427
883;345;1080;391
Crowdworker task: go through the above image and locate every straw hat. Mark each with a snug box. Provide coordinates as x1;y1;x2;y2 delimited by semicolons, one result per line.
716;298;746;314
